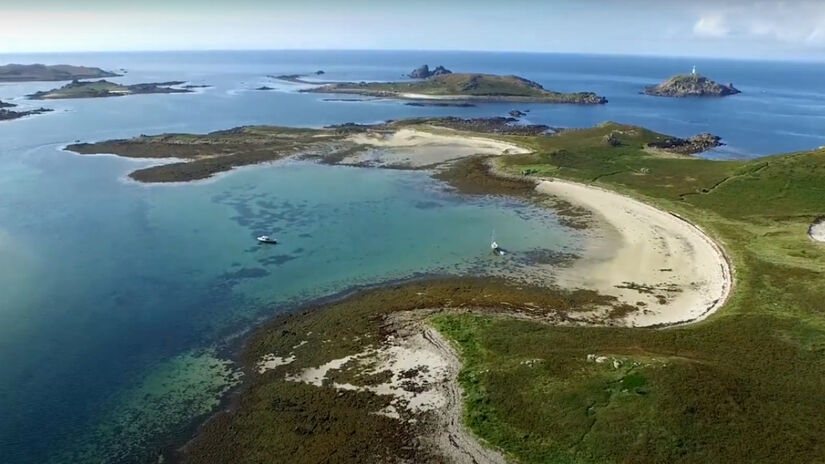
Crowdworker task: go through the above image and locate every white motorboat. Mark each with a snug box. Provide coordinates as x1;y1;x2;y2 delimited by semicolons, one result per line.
257;235;278;244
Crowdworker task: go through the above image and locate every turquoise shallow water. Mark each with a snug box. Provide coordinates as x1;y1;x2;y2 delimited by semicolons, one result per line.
0;50;823;463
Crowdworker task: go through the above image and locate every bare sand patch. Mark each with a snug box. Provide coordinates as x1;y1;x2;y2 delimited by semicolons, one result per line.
537;179;731;327
344;128;529;168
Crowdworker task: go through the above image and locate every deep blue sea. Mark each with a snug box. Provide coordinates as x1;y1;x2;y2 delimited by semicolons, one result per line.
0;50;823;463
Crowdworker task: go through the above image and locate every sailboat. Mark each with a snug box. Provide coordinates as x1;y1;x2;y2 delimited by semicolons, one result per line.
491;230;505;256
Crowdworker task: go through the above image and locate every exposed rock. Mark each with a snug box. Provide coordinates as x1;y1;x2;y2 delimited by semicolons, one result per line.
0;103;52;121
408;64;453;79
315;70;325;75
645;74;740;97
647;133;723;155
256;86;275;91
603;131;622;147
810;217;825;243
509;109;527;118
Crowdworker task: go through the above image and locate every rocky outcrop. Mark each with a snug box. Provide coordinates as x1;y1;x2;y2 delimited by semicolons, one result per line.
408;64;452;79
645;74;740;97
0;100;52;121
647;133;723;155
509;109;527;118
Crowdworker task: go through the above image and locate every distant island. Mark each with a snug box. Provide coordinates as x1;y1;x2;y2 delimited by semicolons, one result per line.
28;80;195;100
0;99;52;121
0;63;119;82
645;68;740;97
287;72;607;104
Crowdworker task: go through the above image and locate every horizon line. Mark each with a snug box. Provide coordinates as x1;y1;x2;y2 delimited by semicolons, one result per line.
0;47;824;64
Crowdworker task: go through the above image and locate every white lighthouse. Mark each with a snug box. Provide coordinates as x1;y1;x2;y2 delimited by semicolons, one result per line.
692;65;697;76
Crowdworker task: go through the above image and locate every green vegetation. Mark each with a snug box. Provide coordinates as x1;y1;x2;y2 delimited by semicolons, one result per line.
28;79;191;100
431;122;825;463
304;73;607;104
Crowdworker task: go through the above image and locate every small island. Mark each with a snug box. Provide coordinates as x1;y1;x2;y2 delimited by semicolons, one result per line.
294;72;607;104
645;67;740;97
0;63;119;82
0;99;52;121
27;80;195;100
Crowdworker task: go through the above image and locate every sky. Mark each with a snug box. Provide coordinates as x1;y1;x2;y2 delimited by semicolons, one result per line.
1;0;824;60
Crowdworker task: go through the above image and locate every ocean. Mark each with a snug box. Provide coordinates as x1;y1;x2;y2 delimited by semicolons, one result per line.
0;50;823;463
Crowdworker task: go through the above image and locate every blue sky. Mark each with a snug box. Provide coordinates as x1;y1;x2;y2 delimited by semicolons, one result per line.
1;0;824;60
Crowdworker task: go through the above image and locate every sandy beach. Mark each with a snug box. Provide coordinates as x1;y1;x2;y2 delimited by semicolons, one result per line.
345;128;530;167
537;178;731;327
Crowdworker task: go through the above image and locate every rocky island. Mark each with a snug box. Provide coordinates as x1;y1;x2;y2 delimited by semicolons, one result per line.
0;99;52;121
645;70;740;97
294;72;607;104
28;79;195;100
0;63;119;82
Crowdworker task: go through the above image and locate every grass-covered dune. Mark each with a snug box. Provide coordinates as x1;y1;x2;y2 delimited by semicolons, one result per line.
303;73;608;104
431;123;825;463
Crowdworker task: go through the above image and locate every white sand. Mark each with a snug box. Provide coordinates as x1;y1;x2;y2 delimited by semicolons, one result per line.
810;218;825;243
399;93;466;100
345;128;529;168
255;354;296;373
537;179;731;327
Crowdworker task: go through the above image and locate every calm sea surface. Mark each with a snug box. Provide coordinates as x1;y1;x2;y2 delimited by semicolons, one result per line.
0;50;823;463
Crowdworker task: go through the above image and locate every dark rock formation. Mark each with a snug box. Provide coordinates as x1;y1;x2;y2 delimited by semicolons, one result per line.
408;64;453;79
647;133;723;155
509;109;527;118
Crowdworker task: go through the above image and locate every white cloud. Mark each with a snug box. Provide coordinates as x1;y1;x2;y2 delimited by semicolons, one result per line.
691;1;825;46
693;15;730;38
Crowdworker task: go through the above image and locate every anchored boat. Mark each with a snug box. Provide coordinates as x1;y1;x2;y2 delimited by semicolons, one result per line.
491;230;505;256
257;235;278;244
